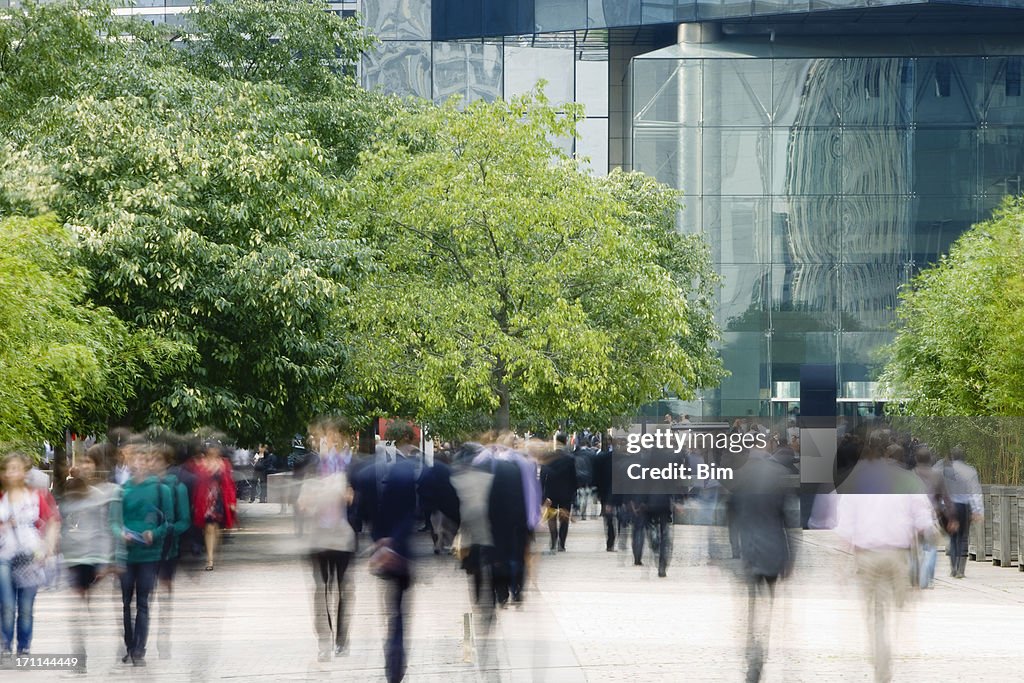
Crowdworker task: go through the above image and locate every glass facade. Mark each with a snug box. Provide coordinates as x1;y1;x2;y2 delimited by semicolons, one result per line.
431;0;1024;39
362;18;612;174
631;41;1024;414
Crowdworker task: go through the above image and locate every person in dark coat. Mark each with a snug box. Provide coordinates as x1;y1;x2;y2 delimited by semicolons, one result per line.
731;454;799;682
417;453;460;554
630;447;676;577
591;437;616;551
486;457;528;604
353;421;418;683
540;434;576;553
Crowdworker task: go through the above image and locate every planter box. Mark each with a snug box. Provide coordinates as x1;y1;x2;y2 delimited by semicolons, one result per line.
1018;487;1024;573
991;485;1019;567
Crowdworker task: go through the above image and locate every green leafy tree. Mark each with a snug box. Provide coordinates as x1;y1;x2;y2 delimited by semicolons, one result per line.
0;0;116;130
182;0;374;97
0;214;185;444
0;0;390;444
881;196;1024;483
348;93;723;434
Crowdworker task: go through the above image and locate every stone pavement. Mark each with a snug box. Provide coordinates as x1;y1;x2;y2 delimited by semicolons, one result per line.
24;503;1024;682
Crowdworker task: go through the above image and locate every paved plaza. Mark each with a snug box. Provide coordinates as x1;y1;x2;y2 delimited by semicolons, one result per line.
24;504;1024;682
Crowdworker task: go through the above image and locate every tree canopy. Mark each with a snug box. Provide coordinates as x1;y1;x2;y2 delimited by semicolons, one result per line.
0;214;184;445
0;1;723;446
0;0;388;444
880;196;1024;483
348;93;723;435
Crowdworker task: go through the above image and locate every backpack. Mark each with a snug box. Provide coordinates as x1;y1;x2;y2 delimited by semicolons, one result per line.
160;477;184;561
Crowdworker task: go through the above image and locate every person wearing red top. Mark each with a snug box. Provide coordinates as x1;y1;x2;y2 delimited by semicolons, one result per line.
187;442;236;571
0;452;61;659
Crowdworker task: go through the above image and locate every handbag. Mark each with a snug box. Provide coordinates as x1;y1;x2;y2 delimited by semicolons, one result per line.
10;525;46;588
368;539;408;579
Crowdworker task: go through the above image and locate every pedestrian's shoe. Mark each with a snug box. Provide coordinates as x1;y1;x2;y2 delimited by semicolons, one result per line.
133;657;146;668
318;650;331;662
334;644;349;657
121;654;132;664
633;560;643;566
658;569;667;578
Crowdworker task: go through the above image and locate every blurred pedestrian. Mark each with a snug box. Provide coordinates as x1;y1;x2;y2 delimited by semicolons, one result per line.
187;441;237;571
0;451;61;659
355;420;418;683
731;452;799;682
591;436;616;551
118;444;172;666
936;446;983;579
297;441;356;662
60;444;121;656
540;433;575;553
835;431;936;682
912;445;955;588
152;441;190;659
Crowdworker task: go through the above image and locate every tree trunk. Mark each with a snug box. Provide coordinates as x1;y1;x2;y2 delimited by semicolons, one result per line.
493;386;511;431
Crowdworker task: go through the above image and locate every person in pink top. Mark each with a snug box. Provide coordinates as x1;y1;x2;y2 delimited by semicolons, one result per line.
835;431;936;683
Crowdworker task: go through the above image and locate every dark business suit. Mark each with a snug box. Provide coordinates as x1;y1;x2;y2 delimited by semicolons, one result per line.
541;450;576;551
591;447;615;550
731;457;799;682
355;456;417;683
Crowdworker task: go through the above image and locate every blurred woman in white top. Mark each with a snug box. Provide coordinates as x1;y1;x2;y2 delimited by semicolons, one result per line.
297;420;356;662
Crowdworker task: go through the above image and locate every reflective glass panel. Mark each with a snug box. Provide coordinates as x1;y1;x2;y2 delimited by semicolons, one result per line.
576;117;609;174
432;41;503;104
911;196;977;267
704;197;771;265
504;45;574;103
362;41;432;99
704;59;772;127
535;0;587;32
704;128;772;196
365;0;432;40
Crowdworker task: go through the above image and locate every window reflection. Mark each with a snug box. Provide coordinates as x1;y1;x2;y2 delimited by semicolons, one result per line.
634;47;1024;408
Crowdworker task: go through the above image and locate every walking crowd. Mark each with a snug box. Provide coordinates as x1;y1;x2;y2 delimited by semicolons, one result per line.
0;433;238;665
0;416;987;682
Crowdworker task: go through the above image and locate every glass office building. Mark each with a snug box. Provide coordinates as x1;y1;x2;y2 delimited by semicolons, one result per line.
82;1;1024;418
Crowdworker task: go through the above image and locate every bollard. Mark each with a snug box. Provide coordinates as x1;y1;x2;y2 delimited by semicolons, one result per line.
463;611;474;663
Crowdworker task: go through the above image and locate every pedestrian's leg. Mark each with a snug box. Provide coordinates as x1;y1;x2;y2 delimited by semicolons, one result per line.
657;516;671;577
0;562;16;652
384;576;409;683
311;552;331;657
547;513;558;552
956;506;971;578
156;580;173;658
335;552;353;652
604;507;616;551
745;577;768;683
632;513;646;565
120;565;137;658
71;581;89;655
132;562;158;661
204;523;219;569
558;512;569;551
14;587;36;653
617;508;629;551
